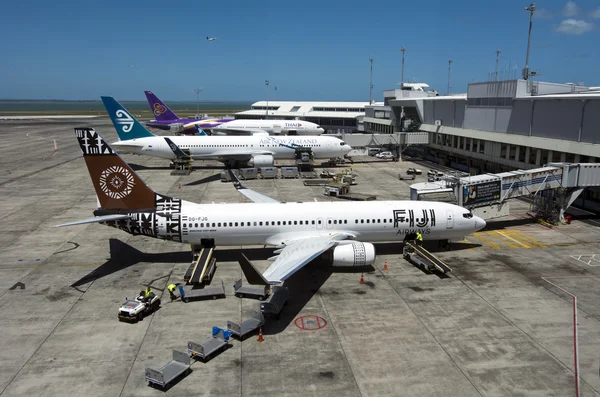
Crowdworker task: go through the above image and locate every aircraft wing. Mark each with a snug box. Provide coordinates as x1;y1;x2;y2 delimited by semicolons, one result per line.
261;233;350;283
228;169;280;203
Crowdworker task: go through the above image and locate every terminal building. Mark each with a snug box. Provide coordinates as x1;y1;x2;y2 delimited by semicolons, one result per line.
235;101;379;133
360;79;600;212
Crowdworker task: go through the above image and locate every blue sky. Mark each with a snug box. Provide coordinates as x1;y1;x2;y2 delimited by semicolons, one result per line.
0;0;598;101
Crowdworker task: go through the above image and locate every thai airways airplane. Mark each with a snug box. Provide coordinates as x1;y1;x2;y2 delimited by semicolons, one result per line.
144;91;234;134
102;96;348;168
144;91;324;136
58;128;486;284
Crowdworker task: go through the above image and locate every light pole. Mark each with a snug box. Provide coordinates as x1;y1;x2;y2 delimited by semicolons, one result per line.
369;57;373;104
400;47;406;84
264;80;269;119
523;3;536;80
193;88;202;117
495;50;501;81
447;60;453;95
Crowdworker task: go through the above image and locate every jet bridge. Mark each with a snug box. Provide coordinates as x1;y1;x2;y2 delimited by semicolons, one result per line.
411;163;600;222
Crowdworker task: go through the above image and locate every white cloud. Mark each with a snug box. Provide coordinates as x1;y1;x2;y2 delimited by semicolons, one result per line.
563;1;579;16
592;7;600;19
556;18;594;34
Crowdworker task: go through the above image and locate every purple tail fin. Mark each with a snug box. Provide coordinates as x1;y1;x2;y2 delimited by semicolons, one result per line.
144;91;179;121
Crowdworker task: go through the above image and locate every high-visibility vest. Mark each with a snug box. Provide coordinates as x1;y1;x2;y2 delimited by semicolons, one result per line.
145;288;152;298
416;233;423;241
168;284;176;292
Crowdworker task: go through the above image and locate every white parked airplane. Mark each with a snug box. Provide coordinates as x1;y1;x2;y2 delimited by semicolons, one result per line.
102;97;347;168
58;128;486;284
210;119;325;136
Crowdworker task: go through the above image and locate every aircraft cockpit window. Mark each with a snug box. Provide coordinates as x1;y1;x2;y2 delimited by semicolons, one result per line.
340;141;347;146
463;213;473;219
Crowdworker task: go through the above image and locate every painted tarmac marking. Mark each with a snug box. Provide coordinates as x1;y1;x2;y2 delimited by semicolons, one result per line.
470;232;501;250
509;230;547;248
495;231;529;248
487;231;520;249
294;315;327;330
570;255;600;267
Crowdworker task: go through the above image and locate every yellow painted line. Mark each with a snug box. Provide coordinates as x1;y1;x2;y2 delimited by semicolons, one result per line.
509;230;547;248
495;231;531;248
471;232;501;250
486;231;520;249
0;263;100;270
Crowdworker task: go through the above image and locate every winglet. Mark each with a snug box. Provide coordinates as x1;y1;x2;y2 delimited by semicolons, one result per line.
238;253;270;285
164;137;191;160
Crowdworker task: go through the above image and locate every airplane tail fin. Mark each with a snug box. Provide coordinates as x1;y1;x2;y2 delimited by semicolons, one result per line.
101;96;156;141
195;125;208;136
75;127;157;210
144;91;179;121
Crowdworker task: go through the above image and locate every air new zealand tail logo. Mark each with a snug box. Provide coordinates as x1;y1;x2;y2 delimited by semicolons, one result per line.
115;109;134;133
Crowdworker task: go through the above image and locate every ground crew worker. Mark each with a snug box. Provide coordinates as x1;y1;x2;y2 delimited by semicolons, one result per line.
415;232;423;246
167;284;177;300
144;287;153;302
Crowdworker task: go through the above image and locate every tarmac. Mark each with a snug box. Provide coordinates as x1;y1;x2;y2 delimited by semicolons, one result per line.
1;118;600;396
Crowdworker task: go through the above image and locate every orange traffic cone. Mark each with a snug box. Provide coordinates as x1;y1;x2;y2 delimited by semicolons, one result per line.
360;273;365;284
383;261;389;271
257;327;264;342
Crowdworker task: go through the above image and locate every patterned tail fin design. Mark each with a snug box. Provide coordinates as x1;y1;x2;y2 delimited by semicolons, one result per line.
101;96;155;141
75;128;183;242
76;128;156;210
144;91;179;121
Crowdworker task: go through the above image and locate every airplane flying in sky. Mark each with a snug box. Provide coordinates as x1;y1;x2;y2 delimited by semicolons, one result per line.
102;96;348;168
144;91;324;136
58;128;486;284
206;37;217;41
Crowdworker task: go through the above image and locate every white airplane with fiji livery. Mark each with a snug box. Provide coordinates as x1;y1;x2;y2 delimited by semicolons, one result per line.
102;96;345;168
57;128;486;285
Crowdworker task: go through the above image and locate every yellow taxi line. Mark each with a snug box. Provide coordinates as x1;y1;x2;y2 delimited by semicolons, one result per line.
495;230;531;248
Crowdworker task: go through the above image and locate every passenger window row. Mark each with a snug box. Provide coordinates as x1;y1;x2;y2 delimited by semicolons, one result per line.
355;219;393;224
183;144;250;148
183;219;352;228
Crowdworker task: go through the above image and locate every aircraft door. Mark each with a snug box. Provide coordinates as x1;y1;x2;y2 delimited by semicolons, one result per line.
273;124;282;134
326;218;334;229
316;218;323;229
446;210;454;229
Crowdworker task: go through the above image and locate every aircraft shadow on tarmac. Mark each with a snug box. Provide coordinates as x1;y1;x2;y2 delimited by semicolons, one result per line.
69;239;372;334
185;173;221;186
70;239;278;288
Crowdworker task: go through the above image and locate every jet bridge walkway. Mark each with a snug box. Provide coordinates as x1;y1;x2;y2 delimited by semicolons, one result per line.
411;162;600;222
184;246;216;285
403;242;452;274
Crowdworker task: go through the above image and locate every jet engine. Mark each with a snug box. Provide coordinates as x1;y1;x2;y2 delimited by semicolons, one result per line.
331;242;376;267
247;154;274;167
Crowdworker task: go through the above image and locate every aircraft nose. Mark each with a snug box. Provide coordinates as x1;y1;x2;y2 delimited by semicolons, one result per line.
475;216;486;231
